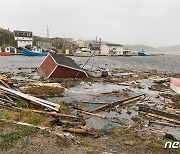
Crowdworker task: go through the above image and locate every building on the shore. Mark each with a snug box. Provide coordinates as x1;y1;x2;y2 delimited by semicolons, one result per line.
0;46;17;53
75;40;89;49
36;41;52;50
122;49;131;56
5;46;17;53
101;43;124;55
14;30;33;48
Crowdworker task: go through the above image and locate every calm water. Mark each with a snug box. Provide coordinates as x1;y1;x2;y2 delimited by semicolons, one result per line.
0;55;179;73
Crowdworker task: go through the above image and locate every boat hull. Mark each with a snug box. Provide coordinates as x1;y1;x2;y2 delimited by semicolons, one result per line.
22;49;48;56
138;52;149;56
0;52;11;56
170;78;180;94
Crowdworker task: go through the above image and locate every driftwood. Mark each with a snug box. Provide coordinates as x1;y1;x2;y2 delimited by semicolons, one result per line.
166;108;180;115
26;109;78;119
63;128;86;134
91;94;144;113
0;79;11;89
139;105;180;121
0;85;59;111
78;110;106;119
149;120;180;128
141;112;180;125
0;97;17;105
0;118;73;139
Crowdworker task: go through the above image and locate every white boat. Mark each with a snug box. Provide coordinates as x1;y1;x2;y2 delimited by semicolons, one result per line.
170;78;180;94
79;64;111;78
74;48;94;57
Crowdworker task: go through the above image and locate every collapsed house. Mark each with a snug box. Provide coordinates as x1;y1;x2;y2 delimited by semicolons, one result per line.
37;53;88;78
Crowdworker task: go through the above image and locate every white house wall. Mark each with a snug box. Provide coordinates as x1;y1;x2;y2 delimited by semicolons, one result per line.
101;44;124;55
18;40;33;48
101;44;109;55
116;46;124;55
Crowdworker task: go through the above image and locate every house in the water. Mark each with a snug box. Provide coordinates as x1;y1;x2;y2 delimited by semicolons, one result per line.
101;43;124;55
38;53;88;78
14;30;33;48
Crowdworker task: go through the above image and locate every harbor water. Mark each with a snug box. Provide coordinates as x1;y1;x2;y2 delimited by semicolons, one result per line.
0;55;180;73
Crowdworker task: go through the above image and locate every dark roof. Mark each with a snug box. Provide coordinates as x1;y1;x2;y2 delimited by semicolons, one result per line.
50;53;82;70
106;43;123;47
14;30;32;33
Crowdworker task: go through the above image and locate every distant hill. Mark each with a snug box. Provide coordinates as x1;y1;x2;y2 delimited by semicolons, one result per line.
157;45;180;53
123;44;158;52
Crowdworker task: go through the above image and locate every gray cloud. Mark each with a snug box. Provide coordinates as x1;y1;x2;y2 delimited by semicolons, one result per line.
0;0;180;46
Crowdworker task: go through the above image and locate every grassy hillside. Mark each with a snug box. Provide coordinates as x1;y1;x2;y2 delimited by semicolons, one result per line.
0;28;17;47
124;44;158;52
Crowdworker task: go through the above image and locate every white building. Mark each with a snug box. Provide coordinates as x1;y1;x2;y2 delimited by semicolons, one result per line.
5;46;17;53
0;46;17;53
101;43;124;55
14;30;33;48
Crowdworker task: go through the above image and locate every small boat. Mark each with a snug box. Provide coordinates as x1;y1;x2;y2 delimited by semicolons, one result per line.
79;64;111;78
170;78;180;94
0;52;11;56
0;47;11;56
74;48;94;57
138;49;149;56
22;48;48;56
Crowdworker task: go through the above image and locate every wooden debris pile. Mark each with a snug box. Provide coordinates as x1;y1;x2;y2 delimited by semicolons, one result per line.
0;76;101;137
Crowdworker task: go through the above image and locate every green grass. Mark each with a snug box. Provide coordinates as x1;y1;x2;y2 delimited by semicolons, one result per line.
59;101;71;114
0;109;50;126
23;86;64;97
111;127;180;153
0;127;38;150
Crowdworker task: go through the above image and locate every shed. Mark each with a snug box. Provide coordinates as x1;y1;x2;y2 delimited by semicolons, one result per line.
101;43;124;55
37;53;88;78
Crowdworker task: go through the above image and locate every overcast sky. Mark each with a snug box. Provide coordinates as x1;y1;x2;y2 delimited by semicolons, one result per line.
0;0;180;47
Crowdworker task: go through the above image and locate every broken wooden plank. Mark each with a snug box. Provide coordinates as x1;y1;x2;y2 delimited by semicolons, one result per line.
149;120;180;128
26;109;78;119
91;94;144;113
166;107;180;115
141;112;180;125
78;110;106;119
0;85;59;111
63;128;86;134
0;118;74;139
0;79;11;89
139;105;180;121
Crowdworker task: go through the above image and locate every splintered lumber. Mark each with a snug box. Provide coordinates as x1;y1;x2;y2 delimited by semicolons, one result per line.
141;112;180;125
166;108;180;115
91;94;144;113
0;118;73;139
26;109;78;119
0;97;17;105
0;79;11;89
0;85;59;111
149;120;180;128
63;128;86;134
78;110;106;119
139;105;180;121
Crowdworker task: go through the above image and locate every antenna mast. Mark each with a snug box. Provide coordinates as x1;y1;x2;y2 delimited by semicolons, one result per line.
47;25;49;38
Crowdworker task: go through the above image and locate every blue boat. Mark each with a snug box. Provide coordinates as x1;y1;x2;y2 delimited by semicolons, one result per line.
138;49;149;56
22;49;48;56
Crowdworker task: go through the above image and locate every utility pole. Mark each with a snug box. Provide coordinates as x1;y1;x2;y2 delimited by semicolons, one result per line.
47;25;49;38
